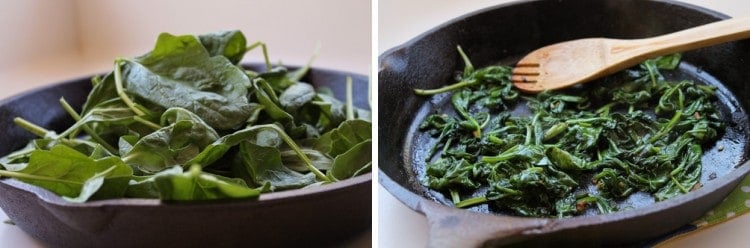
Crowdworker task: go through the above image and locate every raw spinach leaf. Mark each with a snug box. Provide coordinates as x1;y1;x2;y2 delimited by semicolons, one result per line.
0;30;372;203
63;165;119;203
155;165;259;201
280;148;332;172
251;78;294;123
234;137;316;191
122;33;256;130
82;73;118;115
0;139;42;169
279;82;316;112
328;140;371;181
316;119;372;158
0;145;132;202
125;166;183;198
123;108;219;174
257;67;298;92
314;93;348;130
198;30;248;64
60;99;140;138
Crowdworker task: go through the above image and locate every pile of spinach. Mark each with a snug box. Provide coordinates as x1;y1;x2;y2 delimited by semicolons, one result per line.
415;47;723;217
0;30;371;202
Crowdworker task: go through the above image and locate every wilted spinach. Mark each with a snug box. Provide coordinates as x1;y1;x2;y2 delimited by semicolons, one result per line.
415;48;723;217
0;30;371;203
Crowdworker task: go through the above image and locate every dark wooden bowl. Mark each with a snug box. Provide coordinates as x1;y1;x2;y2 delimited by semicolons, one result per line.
0;65;371;247
379;0;750;246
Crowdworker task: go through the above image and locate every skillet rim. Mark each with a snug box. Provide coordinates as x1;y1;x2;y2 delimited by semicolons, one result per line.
378;0;750;233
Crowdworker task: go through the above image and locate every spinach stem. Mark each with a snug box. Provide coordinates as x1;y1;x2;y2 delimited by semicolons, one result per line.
478;113;491;129
441;138;453;155
13;118;50;138
413;80;476;96
456;45;475;76
455;196;488;208
426;126;450;160
247;41;272;72
671;174;689;193
0;170;80;185
59;98;118;155
113;59;146;116
646;62;658;87
649;110;683;143
255;79;280;103
289;42;320;82
565;117;605;125
257;124;330;182
524;124;532;145
595;102;617;115
450;189;461;204
346;76;354;120
470;118;481;138
133;116;162;130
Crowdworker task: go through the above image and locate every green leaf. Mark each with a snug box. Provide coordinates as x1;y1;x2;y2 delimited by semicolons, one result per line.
155;165;259;201
122;32;256;130
481;144;545;163
316;119;372;158
280;148;332;172
0;145;132;202
645;53;682;70
251;78;294;122
185;124;289;168
315;93;346;122
544;146;596;171
82;73;118;115
0;139;41;169
198;30;247;64
279;82;316;112
422;157;481;190
415;49;721;217
88;144;114;160
125;166;183;198
0;30;372;204
257;66;297;92
59;99;139;138
233;133;317;190
123;108;219;174
328;140;371;181
654;143;702;200
118;134;140;155
63;165;117;203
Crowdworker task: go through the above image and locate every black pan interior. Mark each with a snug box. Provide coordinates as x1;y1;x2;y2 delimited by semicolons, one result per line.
379;0;750;216
407;59;749;216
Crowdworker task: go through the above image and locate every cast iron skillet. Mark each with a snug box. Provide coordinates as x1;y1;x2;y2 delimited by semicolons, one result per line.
379;0;750;246
0;64;371;247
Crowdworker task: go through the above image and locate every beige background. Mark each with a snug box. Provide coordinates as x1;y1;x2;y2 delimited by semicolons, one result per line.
0;0;371;99
0;0;370;247
378;0;750;247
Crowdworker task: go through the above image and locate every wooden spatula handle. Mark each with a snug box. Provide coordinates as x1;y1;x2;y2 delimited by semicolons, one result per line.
613;16;750;61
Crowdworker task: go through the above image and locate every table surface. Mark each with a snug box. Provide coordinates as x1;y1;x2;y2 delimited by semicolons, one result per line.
377;0;750;247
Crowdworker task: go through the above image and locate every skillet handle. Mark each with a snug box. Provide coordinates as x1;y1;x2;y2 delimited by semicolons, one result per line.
418;200;551;247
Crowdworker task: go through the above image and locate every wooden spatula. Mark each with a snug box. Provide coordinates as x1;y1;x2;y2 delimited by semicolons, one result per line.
512;16;750;93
